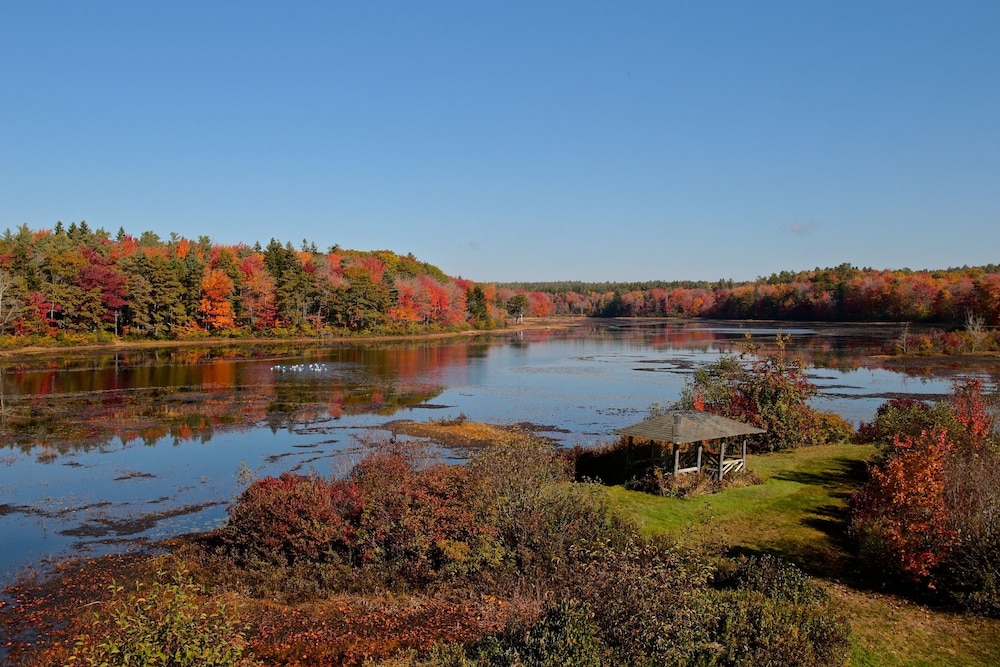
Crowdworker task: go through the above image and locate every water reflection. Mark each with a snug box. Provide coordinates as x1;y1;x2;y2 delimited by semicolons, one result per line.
0;342;478;453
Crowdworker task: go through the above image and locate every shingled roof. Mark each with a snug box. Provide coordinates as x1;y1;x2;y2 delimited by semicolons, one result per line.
615;410;765;444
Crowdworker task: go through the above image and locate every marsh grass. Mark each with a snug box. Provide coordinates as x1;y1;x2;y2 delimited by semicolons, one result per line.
608;442;1000;667
385;418;527;449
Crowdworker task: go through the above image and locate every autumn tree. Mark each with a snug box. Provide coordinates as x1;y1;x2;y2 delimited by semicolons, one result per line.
34;232;86;330
238;253;277;330
387;278;421;328
76;248;127;333
199;269;237;331
852;427;956;582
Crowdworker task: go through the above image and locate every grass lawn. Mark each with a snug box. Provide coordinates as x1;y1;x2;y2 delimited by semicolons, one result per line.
607;443;1000;667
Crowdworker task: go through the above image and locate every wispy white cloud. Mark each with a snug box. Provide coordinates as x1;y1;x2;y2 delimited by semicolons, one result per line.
782;220;818;235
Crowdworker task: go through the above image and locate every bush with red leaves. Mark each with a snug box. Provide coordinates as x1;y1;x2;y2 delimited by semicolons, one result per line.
224;472;363;565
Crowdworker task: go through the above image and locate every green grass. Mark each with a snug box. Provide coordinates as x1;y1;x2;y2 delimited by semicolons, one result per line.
607;443;1000;667
609;444;871;579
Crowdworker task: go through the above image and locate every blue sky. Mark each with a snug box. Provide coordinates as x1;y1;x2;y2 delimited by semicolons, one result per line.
2;2;998;283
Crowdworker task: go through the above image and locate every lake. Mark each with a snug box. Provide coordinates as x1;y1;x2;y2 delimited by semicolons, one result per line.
1;319;996;585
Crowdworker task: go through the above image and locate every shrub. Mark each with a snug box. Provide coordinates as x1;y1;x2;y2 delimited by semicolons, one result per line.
476;599;604;667
67;568;254;666
362;643;475;666
887;328;1000;356
500;482;634;581
854;397;954;446
705;588;850;667
221;436;601;594
715;553;828;605
196;432;853;664
851;380;1000;612
555;538;850;667
706;555;850;667
558;535;719;664
350;447;504;583
851;427;956;583
626;468;720;497
674;335;822;452
815;411;855;444
935;450;1000;616
224;472;363;565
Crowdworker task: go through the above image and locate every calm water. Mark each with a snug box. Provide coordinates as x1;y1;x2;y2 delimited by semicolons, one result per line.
0;320;995;584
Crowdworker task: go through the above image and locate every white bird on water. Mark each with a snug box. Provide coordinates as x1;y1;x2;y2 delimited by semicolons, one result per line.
270;363;329;373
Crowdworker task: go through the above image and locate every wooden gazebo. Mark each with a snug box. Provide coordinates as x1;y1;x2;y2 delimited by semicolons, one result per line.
614;410;765;481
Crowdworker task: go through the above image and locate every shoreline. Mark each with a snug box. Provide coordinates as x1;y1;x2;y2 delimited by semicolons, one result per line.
2;316;998;366
0;316;592;360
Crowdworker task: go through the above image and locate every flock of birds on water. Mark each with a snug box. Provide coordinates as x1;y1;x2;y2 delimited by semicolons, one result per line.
270;363;330;373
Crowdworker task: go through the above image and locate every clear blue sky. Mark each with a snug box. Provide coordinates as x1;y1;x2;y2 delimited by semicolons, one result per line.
2;2;998;283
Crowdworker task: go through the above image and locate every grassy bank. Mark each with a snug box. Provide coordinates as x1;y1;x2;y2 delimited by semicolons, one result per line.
609;443;1000;667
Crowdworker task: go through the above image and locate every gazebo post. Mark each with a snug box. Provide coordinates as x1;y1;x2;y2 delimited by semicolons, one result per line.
718;440;726;481
696;443;703;474
673;446;680;475
742;439;747;471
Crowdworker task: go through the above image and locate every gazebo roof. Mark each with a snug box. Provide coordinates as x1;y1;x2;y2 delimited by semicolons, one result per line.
615;410;765;444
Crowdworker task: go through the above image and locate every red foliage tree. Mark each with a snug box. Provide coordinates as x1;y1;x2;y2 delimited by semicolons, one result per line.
76;248;128;328
951;378;993;448
238;254;277;330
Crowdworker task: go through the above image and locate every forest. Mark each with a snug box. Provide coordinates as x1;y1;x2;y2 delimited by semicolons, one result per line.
2;223;1000;347
0;223;519;342
505;263;1000;323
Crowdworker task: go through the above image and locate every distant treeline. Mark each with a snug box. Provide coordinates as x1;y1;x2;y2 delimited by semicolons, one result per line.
496;279;717;294
516;262;1000;324
1;223;998;346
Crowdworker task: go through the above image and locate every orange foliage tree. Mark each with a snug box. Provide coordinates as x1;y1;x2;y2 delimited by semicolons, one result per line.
199;269;236;331
388;278;421;327
852;427;956;582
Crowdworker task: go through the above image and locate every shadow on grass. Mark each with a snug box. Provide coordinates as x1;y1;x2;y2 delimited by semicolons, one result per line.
736;455;872;582
771;455;868;496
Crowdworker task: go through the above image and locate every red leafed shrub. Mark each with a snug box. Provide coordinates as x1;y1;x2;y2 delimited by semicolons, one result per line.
851;379;1000;614
851;428;957;582
349;448;502;581
952;378;993;448
225;472;363;565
